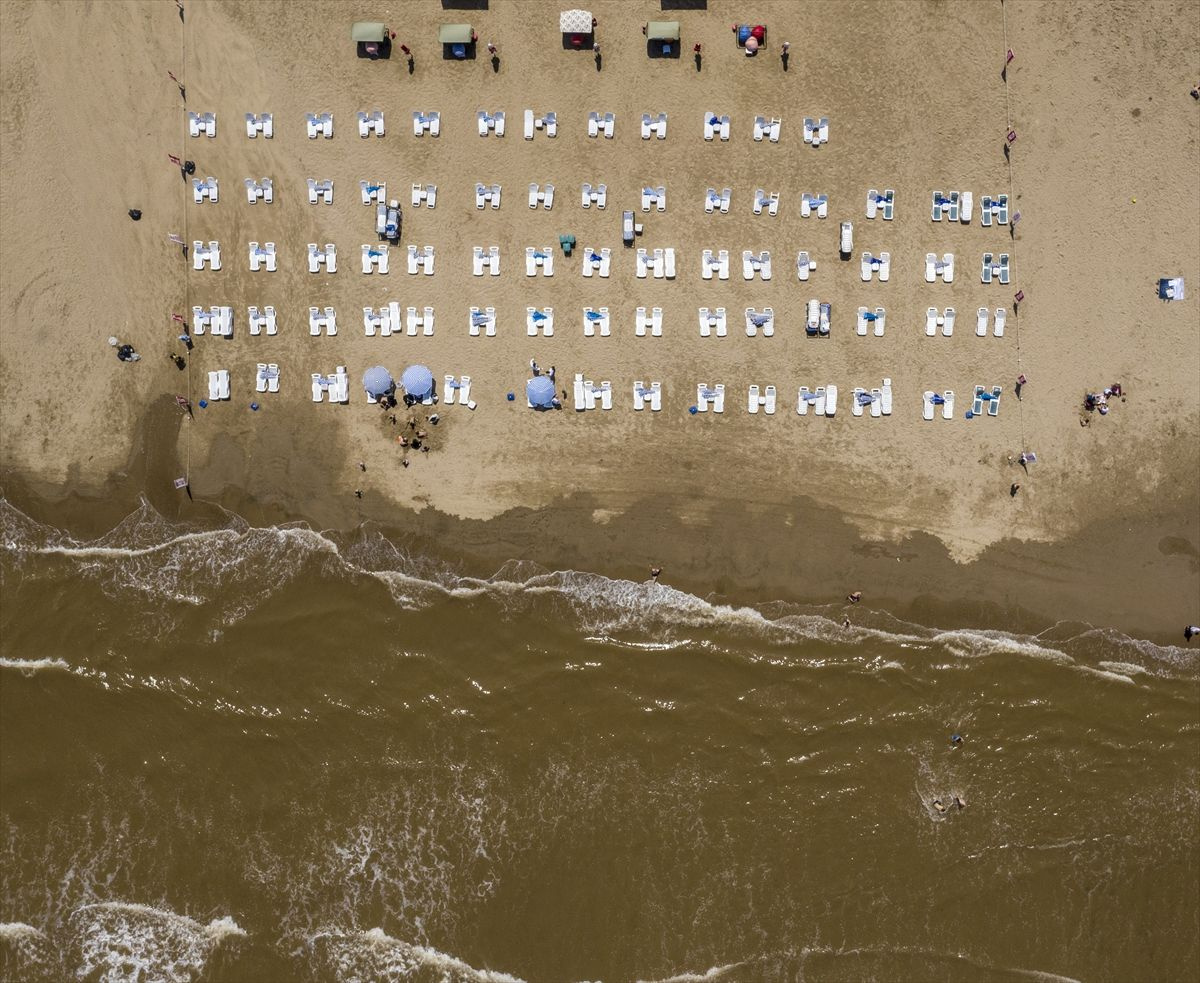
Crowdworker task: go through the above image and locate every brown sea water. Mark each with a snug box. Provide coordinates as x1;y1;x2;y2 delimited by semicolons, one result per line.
1;497;1197;983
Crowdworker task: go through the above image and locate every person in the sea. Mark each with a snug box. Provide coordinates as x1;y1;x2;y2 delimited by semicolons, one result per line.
846;591;862;603
932;799;946;813
1185;625;1200;642
650;566;662;581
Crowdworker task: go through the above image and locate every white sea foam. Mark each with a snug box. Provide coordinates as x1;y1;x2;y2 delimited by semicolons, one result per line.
68;902;245;983
636;960;746;982
1;497;1192;681
310;927;525;983
0;656;71;674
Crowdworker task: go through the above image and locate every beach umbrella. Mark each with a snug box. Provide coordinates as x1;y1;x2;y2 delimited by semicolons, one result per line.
745;36;759;54
560;9;593;33
751;24;766;42
401;364;434;398
526;376;557;407
362;365;394;397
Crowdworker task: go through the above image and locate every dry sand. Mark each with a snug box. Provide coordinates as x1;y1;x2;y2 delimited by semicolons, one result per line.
1;0;1197;637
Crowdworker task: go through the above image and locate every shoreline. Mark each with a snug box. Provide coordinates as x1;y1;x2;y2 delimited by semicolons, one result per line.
3;409;1196;644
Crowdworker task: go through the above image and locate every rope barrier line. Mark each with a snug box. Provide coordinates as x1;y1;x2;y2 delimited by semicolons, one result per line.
178;6;192;484
1000;0;1026;451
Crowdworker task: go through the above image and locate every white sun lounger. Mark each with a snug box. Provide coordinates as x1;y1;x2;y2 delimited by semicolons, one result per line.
699;307;711;337
943;308;956;336
825;385;838;416
407;245;419;275
599;247;612;277
868;387;881;418
748;385;760;414
423;245;435;275
524;109;535;140
797;251;814;281
651;248;663;278
473;246;486;276
881;378;893;415
651;306;663;336
216;369;230;400
256;363;268;393
641;113;652;139
703;111;716;141
853;388;866;417
764;385;777;414
925;308;938;337
717;249;729;279
599;381;612;410
753;116;767;141
588;111;599;138
769;118;781;142
487;246;500;276
720;188;731;214
977;307;988;337
363;307;378;336
636;249;649;279
207;371;221;401
813;386;826;416
702;249;714;280
943;391;955;419
960;191;974;223
663;248;676;279
994;308;1006;337
267;363;279;393
923;391;935;421
925;253;936;282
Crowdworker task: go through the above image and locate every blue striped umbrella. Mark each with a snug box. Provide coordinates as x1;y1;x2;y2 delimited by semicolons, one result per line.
526;376;557;407
401;364;434;398
362;365;393;397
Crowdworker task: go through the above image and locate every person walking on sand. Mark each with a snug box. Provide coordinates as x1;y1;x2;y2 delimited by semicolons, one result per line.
1010;482;1021;497
846;591;862;603
1185;625;1200;642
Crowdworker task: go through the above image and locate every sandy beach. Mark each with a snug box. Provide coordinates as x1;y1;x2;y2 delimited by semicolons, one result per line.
1;0;1198;638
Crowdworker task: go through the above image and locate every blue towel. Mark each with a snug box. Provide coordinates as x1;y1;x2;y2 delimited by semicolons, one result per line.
471;314;489;326
589;253;601;263
802;392;820;402
857;392;875;405
980;392;994;401
531;310;547;322
366;184;381;193
585;311;603;321
533;251;547;259
864;312;877;322
708;116;719;125
932;394;946;405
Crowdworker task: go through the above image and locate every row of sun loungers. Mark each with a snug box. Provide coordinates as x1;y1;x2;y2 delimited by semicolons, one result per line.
527;307;555;336
865;189;895;220
572;375;615;411
698;307;729;337
307;243;336;273
359;305;436;336
525;247;555;277
474;246;502;276
641;186;667;212
206;370;230;400
248;241;277;272
305;113;333;139
701;249;731;279
703;113;731;141
254;363;281;393
923;391;956;420
207;110;853;144
308;306;337;336
410;183;436;207
753;116;783;142
357;110;384;138
742;250;772;280
796;386;837;415
970;385;1004;417
981;252;1012;284
188;111;216;138
850;380;894;417
361;245;389;274
747;386;779;414
307;178;334;204
635;248;677;279
806;299;832;336
245;113;272;138
529;183;555;209
191;305;232;336
478;110;506;136
245;178;273;203
412;111;441;136
860;252;891;281
468;307;496;337
191;241;221;271
635;307;664;337
933;191;1010;225
523;110;557;139
925;252;955;283
704;187;732;214
856;307;887;336
800;193;829;218
745;307;775;336
581;183;608;208
442;375;475;408
587;112;616;139
582;307;611;336
312;366;349;403
191;177;218;203
976;307;1007;336
581;247;613;278
476;183;502;209
641;113;668;139
634;382;663;411
753;189;780;216
406;244;435;275
802;117;829;146
247;306;277;336
926;307;957;336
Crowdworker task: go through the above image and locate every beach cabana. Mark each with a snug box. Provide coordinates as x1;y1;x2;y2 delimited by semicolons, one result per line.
401;364;435;402
527;376;557;409
560;9;594;49
645;21;679;58
352;22;391;59
439;23;477;60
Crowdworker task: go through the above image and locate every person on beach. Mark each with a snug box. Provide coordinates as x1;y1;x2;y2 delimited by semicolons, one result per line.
1185;626;1200;642
169;353;185;369
128;208;141;221
953;795;966;810
354;489;362;499
847;591;862;603
842;617;851;629
650;566;662;581
357;462;366;472
932;799;947;814
487;42;497;56
178;332;193;351
1010;482;1021;497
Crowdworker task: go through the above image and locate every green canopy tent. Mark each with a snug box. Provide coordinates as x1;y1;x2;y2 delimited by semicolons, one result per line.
439;23;477;59
352;22;391;59
645;20;679;58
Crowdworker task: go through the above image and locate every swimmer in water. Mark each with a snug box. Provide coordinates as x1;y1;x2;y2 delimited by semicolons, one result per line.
932;799;946;813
